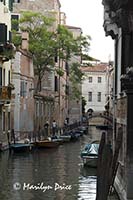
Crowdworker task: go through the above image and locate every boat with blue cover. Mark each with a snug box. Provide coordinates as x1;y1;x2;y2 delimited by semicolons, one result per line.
81;142;99;167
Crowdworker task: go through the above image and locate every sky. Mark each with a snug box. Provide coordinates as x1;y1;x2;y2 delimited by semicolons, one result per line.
60;0;114;62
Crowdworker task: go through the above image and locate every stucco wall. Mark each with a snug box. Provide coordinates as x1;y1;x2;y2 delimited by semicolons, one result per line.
0;2;12;149
82;72;106;112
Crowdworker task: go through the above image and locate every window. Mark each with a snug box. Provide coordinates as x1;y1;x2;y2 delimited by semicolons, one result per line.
3;112;5;131
97;92;101;102
0;68;2;97
54;50;58;63
65;85;69;95
54;76;58;92
8;70;10;84
36;101;39;117
0;67;2;86
98;77;102;83
3;68;5;85
88;92;92;102
8;112;10;130
9;0;15;11
20;81;27;97
13;0;21;3
11;14;19;31
88;77;92;83
65;62;69;75
0;23;7;44
40;102;44;116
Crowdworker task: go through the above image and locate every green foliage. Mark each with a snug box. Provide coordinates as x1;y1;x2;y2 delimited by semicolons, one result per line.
0;43;15;61
82;54;99;61
12;32;22;48
69;62;84;99
19;11;56;69
75;35;91;55
57;25;79;60
70;62;84;83
12;11;91;94
56;68;64;76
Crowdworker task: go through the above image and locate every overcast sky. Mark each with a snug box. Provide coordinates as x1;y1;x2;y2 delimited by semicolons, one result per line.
60;0;114;62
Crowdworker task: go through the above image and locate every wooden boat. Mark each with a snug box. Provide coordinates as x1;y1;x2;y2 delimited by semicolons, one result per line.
10;143;32;153
50;136;64;144
34;140;60;148
51;138;64;145
59;135;71;142
81;143;99;167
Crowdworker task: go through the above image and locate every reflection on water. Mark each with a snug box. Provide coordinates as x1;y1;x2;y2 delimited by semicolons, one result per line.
78;166;97;200
0;134;98;200
88;125;102;142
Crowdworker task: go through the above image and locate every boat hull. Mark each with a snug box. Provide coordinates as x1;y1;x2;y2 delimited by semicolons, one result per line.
81;143;99;168
34;140;60;148
82;156;98;168
10;143;32;153
59;135;71;142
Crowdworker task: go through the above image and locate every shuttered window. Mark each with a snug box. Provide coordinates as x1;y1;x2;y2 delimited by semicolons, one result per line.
9;0;14;11
0;23;7;44
54;76;58;92
0;67;2;86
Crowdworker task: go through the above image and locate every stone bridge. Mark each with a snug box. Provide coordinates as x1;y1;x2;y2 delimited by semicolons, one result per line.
88;114;113;124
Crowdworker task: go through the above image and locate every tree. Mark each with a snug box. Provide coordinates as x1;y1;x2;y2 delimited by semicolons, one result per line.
12;11;91;95
69;62;84;99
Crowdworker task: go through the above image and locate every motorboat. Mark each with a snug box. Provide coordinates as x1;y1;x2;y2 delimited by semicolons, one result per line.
81;143;99;167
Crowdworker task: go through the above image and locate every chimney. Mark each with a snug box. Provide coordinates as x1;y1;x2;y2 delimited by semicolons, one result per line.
21;32;29;50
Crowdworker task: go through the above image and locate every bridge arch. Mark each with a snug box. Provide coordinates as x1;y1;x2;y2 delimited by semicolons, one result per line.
88;114;113;124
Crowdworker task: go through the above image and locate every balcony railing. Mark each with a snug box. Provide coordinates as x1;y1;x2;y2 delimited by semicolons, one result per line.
0;86;12;101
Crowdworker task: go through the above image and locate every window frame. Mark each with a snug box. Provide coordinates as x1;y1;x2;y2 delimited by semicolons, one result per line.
97;92;101;102
88;77;93;83
88;91;92;102
98;77;102;83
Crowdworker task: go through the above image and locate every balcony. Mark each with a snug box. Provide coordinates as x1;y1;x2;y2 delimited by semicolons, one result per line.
0;42;15;62
0;86;12;102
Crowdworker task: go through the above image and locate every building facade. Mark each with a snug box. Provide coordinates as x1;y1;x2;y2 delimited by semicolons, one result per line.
12;0;63;134
66;25;82;124
103;0;133;199
11;0;83;134
11;32;34;140
0;0;14;150
81;64;107;113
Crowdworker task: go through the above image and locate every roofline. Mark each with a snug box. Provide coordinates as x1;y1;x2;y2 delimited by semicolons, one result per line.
65;25;82;31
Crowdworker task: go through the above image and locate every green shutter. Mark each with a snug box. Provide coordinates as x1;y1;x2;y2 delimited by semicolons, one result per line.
9;0;14;11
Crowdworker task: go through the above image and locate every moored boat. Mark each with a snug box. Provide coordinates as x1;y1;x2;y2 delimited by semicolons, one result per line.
81;143;99;167
10;143;32;153
59;135;71;142
33;140;60;148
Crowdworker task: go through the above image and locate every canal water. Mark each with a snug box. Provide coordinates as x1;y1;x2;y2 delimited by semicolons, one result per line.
0;126;101;200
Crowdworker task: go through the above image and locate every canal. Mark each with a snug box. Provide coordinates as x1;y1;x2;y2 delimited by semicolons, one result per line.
0;126;101;200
